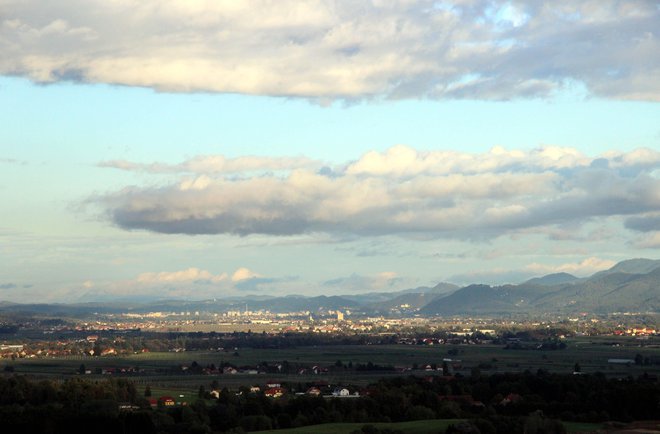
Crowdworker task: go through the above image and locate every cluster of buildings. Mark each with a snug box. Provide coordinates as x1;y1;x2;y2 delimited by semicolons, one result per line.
613;327;657;336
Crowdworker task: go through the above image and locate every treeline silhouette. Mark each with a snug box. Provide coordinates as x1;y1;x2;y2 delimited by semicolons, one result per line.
0;370;658;433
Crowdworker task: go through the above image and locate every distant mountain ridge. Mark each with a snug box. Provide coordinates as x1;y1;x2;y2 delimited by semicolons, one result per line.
524;272;580;286
421;259;660;315
0;259;658;317
592;258;660;277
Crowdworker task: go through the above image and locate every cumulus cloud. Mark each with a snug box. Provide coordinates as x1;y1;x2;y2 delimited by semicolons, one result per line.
524;257;616;276
87;266;279;299
96;145;660;239
137;267;228;284
231;267;260;282
449;256;616;285
99;155;319;175
2;1;659;101
127;266;290;295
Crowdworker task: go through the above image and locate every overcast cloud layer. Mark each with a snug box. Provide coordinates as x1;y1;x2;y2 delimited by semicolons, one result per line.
98;145;660;240
2;0;659;101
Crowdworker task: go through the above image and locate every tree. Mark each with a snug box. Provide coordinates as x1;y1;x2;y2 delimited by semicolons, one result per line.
524;410;567;434
198;385;206;398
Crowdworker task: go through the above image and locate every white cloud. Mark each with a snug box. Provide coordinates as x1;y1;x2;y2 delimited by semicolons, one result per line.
121;266;287;296
83;266;271;299
99;155;319;175
97;145;660;239
524;257;616;277
448;256;618;285
137;267;228;283
231;267;260;282
345;145;591;177
1;1;659;101
633;231;660;249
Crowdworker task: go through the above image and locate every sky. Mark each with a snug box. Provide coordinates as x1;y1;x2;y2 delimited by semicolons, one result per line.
1;0;660;302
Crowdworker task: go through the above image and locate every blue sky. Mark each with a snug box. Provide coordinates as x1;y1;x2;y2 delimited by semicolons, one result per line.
1;1;660;302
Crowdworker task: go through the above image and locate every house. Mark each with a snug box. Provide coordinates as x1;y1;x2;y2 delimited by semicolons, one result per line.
500;393;521;406
264;387;285;398
118;403;140;412
249;386;261;393
306;387;321;396
628;327;656;336
158;396;176;407
100;348;116;356
332;388;350;397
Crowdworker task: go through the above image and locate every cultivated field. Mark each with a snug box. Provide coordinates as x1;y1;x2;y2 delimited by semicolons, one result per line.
252;419;462;434
6;335;660;392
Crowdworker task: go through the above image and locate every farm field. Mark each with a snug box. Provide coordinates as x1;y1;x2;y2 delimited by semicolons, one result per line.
251;420;646;434
563;421;606;432
6;336;659;392
251;419;462;434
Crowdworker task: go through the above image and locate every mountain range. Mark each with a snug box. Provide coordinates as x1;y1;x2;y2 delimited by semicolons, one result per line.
1;259;658;318
420;258;660;315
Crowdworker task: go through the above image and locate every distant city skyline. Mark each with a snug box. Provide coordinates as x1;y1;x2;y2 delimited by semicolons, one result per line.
1;1;660;302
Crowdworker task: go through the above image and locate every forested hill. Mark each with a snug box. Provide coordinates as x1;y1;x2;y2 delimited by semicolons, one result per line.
420;258;660;315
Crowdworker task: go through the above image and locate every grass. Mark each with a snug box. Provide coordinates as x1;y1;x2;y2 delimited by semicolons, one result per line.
563;421;605;433
252;419;462;434
144;386;198;404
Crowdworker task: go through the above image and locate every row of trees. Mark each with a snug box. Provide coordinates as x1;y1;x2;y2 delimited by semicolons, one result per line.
0;369;658;433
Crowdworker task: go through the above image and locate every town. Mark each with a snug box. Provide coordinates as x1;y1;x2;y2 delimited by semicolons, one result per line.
1;309;658;433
